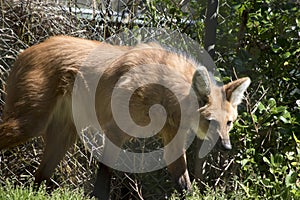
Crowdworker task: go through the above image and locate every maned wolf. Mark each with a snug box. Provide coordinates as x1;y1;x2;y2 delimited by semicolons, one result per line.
0;36;250;199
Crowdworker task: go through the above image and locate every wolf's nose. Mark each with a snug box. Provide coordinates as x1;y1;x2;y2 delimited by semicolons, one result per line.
222;139;232;150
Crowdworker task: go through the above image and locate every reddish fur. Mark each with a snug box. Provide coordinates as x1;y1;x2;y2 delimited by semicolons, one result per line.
0;36;250;198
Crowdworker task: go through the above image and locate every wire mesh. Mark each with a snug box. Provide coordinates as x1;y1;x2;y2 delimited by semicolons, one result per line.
0;1;238;199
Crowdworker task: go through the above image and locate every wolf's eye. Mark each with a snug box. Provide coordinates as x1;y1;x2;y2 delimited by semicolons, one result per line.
227;121;233;126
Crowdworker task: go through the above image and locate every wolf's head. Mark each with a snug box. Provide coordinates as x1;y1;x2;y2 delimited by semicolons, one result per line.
191;67;251;150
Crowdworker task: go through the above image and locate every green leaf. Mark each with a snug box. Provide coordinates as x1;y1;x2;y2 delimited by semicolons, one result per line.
271;43;282;53
293;133;300;143
270;167;275;174
270;107;278;114
235;120;249;128
276;106;287;113
282;52;291;59
271;154;284;167
263;156;270;165
252;114;258;123
268;98;276;108
279;116;289;124
261;178;273;188
258;102;266;112
285;171;297;186
270;154;274;164
286;151;295;160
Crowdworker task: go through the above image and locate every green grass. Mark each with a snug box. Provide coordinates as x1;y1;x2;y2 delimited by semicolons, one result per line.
0;182;90;200
0;181;244;200
1;179;298;200
169;182;249;200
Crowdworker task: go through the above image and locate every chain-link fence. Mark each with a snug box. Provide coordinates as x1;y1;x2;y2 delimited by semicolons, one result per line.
0;1;238;199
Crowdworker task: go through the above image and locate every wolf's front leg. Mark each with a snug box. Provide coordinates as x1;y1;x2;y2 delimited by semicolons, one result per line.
167;153;191;193
163;129;191;196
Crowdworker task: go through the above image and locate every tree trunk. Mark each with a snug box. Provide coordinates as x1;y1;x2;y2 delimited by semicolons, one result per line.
204;0;219;61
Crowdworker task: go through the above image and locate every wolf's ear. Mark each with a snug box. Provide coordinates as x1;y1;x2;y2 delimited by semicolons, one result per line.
224;77;251;106
192;67;211;105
